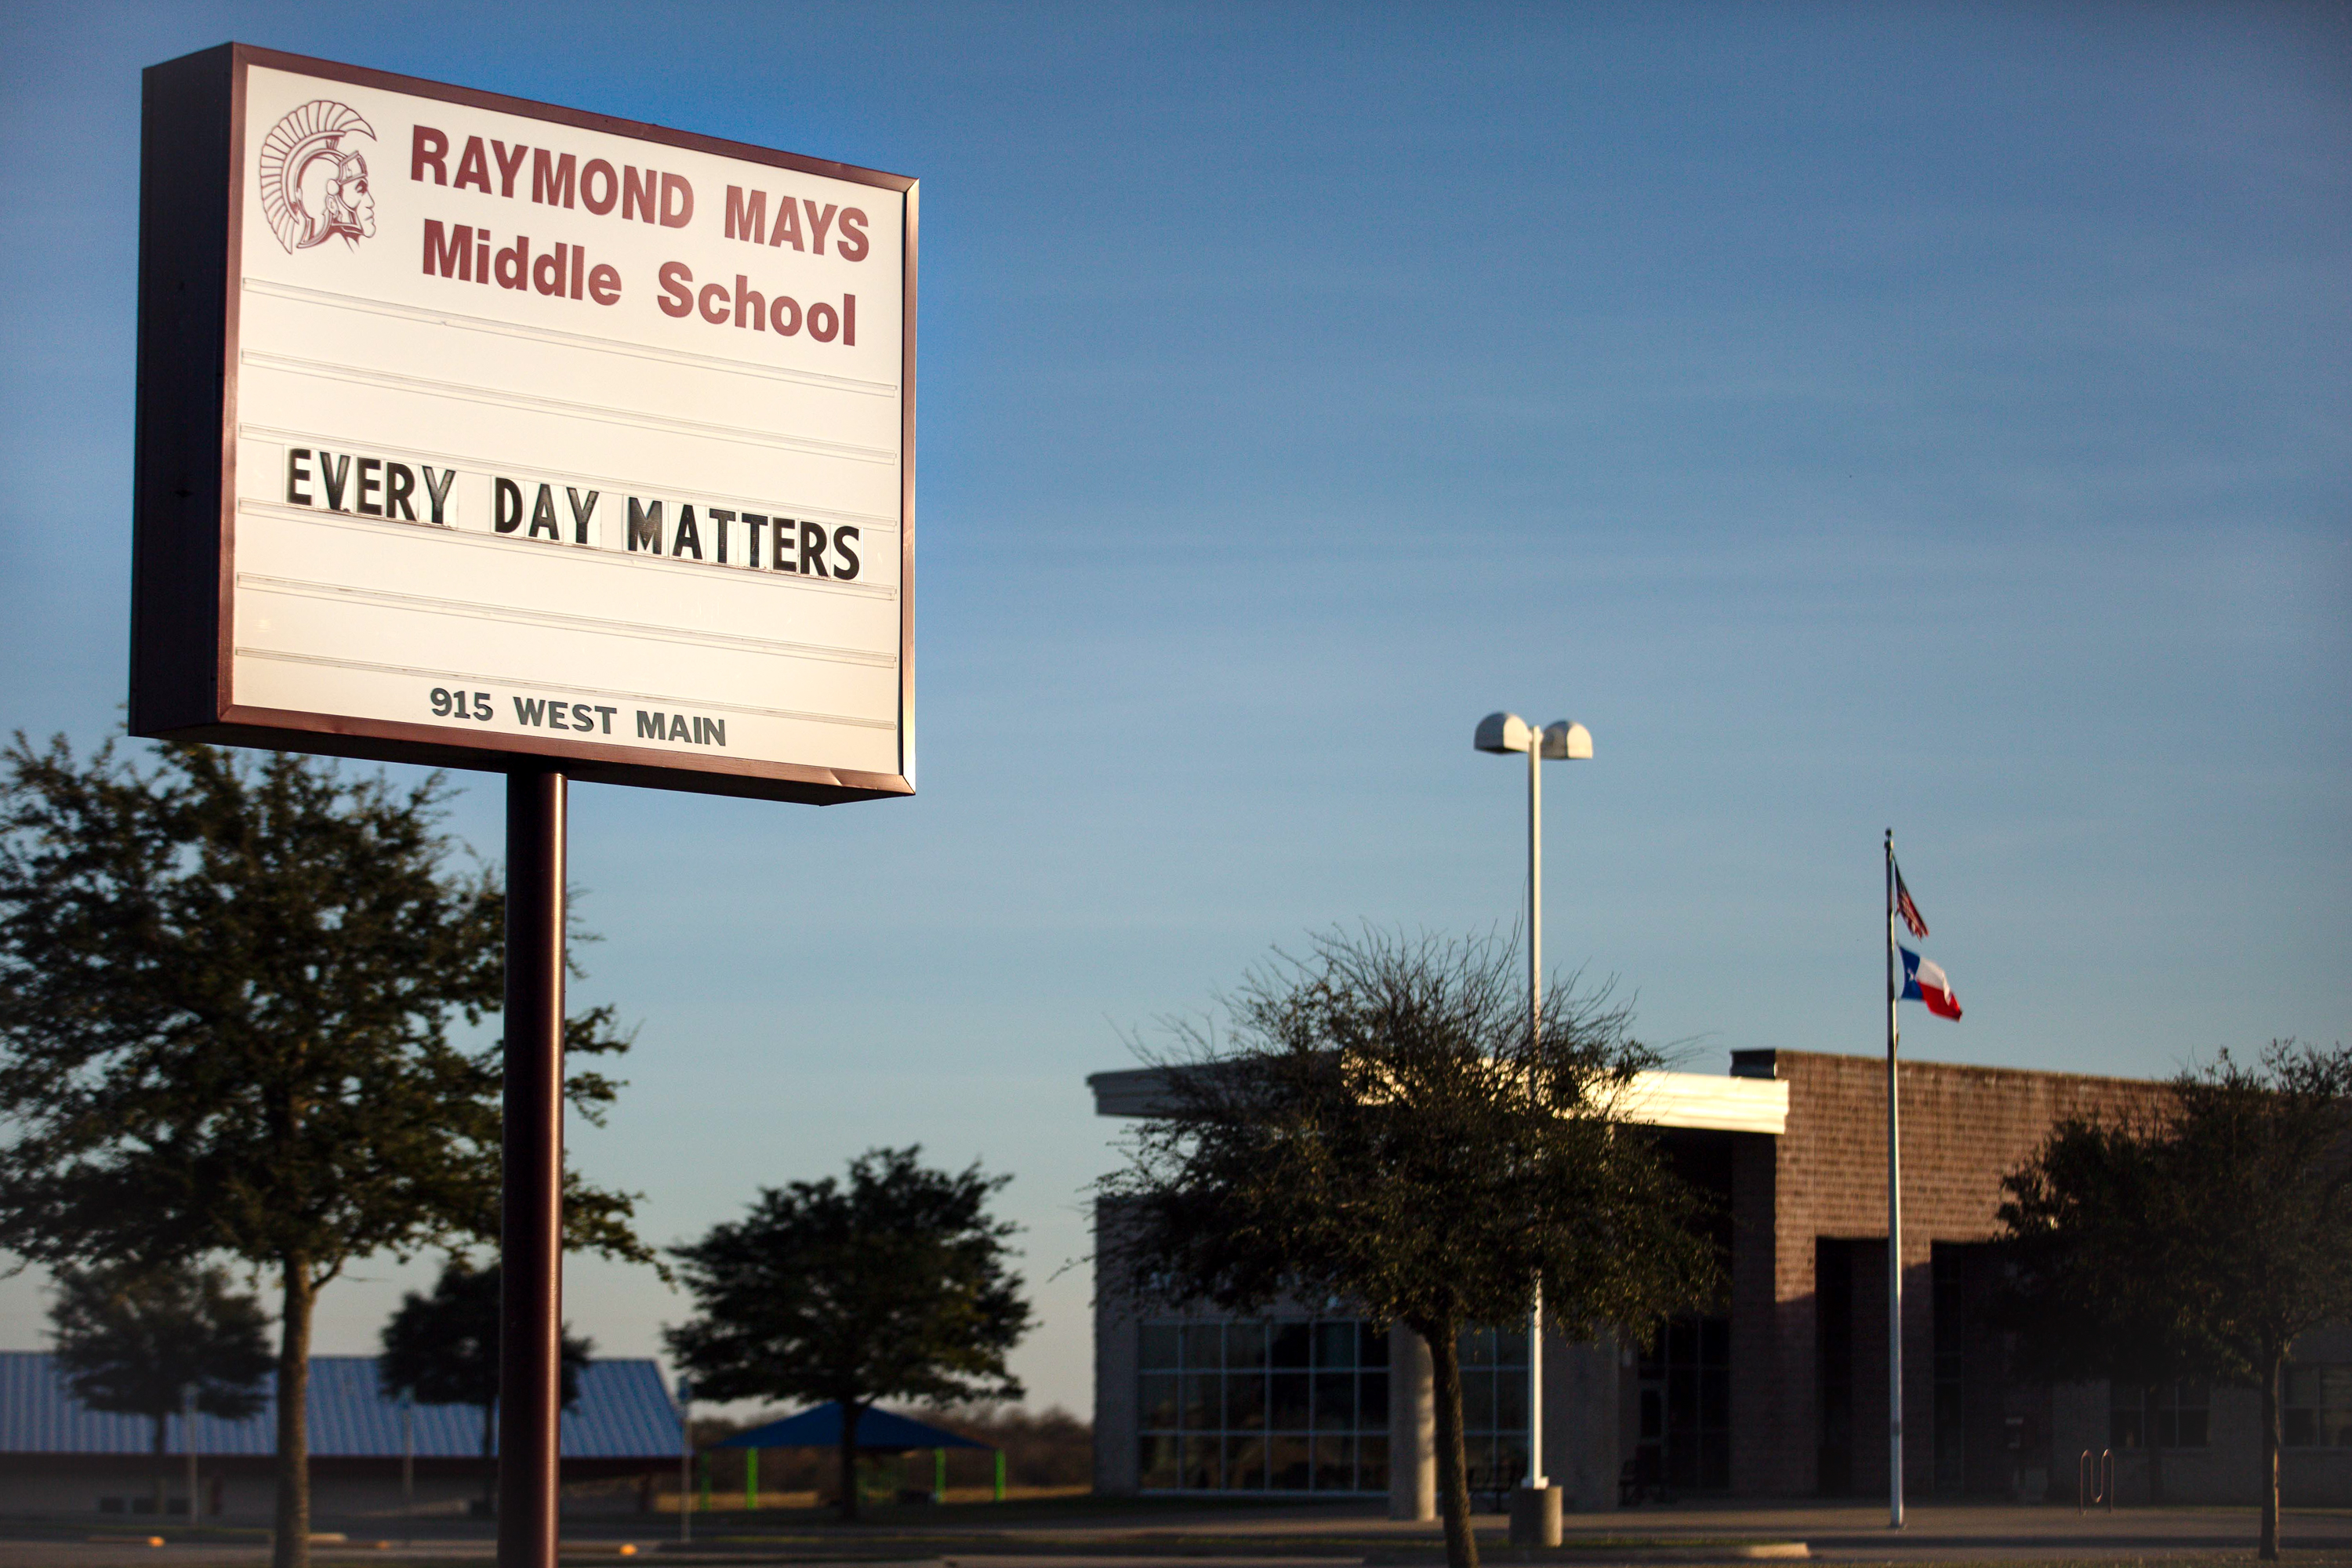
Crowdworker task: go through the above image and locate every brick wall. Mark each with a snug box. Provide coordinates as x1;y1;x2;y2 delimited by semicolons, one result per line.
1729;1048;2172;1497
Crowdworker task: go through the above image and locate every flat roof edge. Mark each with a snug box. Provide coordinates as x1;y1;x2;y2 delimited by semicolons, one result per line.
1087;1065;1788;1135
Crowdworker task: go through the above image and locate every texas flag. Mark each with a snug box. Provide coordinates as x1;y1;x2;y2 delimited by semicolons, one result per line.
1900;946;1963;1020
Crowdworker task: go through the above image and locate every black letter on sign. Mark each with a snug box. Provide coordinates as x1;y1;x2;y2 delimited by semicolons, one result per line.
528;484;561;540
799;519;829;578
422;466;456;526
319;452;350;512
286;448;313;506
672;505;703;561
494;477;524;534
567;488;599;544
627;498;664;554
386;463;416;521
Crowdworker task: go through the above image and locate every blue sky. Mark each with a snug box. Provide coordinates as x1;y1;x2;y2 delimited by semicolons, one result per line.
1;2;2345;1417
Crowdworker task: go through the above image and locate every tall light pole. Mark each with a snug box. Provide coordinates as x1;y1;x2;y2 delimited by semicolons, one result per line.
676;1376;694;1544
183;1383;198;1533
1475;711;1591;1542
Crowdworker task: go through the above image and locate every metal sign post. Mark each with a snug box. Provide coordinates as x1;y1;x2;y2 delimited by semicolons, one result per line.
499;770;568;1568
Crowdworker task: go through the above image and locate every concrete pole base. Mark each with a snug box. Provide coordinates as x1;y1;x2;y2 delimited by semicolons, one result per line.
1508;1486;1563;1547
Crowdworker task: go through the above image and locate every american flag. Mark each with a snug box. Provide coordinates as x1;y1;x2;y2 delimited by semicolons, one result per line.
1893;859;1929;939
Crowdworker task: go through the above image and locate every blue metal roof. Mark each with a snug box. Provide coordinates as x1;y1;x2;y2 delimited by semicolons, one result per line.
714;1402;987;1452
0;1352;681;1460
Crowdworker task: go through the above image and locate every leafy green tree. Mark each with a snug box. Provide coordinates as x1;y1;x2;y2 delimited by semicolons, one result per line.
666;1147;1032;1522
379;1258;593;1514
2166;1044;2352;1560
0;735;649;1568
1096;930;1717;1568
1996;1041;2352;1559
1997;1116;2223;1504
50;1261;274;1515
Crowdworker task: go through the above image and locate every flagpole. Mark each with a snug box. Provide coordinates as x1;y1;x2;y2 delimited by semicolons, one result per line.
1885;829;1904;1530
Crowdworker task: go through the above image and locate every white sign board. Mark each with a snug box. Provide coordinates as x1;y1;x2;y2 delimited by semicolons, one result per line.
134;45;915;803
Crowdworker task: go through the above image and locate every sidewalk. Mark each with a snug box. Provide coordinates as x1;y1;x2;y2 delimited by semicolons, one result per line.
9;1498;2350;1568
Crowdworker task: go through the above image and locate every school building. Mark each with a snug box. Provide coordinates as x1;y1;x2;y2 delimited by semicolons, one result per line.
1089;1048;2352;1515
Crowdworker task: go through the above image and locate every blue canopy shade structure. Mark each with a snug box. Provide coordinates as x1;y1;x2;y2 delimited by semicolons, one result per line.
713;1403;986;1452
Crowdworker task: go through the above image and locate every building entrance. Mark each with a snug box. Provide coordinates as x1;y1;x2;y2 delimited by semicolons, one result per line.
1632;1313;1730;1495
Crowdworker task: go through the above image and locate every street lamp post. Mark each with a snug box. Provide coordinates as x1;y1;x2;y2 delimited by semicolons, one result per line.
676;1377;694;1544
182;1382;198;1534
1475;711;1591;1546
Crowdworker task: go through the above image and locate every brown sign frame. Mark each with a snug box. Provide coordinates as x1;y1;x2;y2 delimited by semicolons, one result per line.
132;42;916;805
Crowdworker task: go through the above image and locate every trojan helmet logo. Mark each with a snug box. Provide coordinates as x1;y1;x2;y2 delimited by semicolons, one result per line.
258;100;378;252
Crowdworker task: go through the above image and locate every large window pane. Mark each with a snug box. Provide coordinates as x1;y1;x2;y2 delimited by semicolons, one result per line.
1492;1438;1529;1491
1459;1327;1495;1368
1669;1365;1698;1429
1462;1436;1498;1491
1313;1435;1352;1491
1224;1436;1266;1490
1701;1367;1730;1430
1225;1372;1268;1432
1315;1371;1356;1430
1268;1435;1312;1490
1701;1428;1731;1491
1140;1315;1394;1493
1494;1326;1529;1368
1461;1369;1496;1431
1495;1367;1529;1431
1181;1435;1221;1489
1271;1370;1311;1429
1359;1370;1389;1428
1141;1373;1181;1431
1182;1370;1222;1430
1139;1435;1180;1489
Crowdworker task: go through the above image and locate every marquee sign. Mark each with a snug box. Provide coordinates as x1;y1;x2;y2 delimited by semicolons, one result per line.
132;44;916;803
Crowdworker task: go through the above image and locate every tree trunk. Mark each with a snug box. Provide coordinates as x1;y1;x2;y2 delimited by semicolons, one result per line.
481;1399;499;1515
152;1410;169;1520
1416;1318;1479;1568
837;1401;862;1523
271;1259;314;1568
2260;1351;2281;1562
2145;1381;2163;1507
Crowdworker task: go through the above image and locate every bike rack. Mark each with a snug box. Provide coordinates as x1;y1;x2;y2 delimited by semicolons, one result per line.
2077;1448;2114;1513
